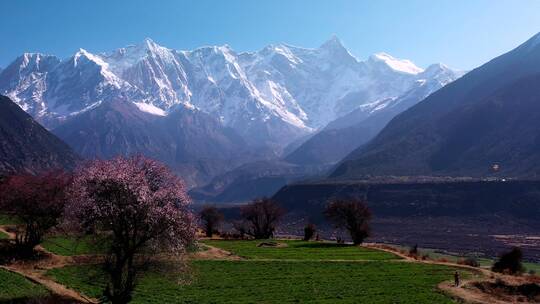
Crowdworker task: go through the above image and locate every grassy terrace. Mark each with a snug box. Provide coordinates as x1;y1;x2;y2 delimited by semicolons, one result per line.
0;214;20;226
203;239;398;260
49;260;459;304
46;240;466;303
42;235;107;256
0;269;48;302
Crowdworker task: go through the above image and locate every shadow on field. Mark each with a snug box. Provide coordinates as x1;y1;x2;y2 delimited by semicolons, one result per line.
294;242;353;249
0;294;81;304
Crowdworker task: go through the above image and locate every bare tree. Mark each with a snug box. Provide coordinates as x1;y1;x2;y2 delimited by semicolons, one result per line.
303;223;316;241
199;205;224;237
324;198;371;245
231;220;248;239
240;198;285;239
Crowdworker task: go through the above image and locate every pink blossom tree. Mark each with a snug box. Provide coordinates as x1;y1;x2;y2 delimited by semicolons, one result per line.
65;156;196;304
0;170;71;256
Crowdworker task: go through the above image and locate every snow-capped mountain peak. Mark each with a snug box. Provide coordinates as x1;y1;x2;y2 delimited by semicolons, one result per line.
369;52;424;74
71;48;124;89
263;44;304;65
4;53;58;73
0;37;460;149
74;48;98;65
318;35;358;65
319;34;345;50
419;63;465;86
18;53;55;69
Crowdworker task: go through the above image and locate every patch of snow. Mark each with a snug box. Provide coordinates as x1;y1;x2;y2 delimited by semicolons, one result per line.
272;45;303;65
134;102;167;116
66;100;103;117
371;52;424;74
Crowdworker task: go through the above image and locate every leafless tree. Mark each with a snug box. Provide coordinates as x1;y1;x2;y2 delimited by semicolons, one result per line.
324;198;371;245
199;205;224;237
240;198;285;239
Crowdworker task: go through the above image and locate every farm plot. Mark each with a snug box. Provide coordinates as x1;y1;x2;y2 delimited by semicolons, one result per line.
203;240;399;260
42;235;108;256
0;268;49;301
48;260;460;304
46;240;465;303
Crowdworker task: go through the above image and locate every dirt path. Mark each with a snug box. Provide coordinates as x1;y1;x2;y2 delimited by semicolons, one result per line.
437;279;510;304
0;264;97;303
0;232;239;302
0;225;16;239
365;243;486;273
365;243;540;304
0;225;99;303
191;244;243;260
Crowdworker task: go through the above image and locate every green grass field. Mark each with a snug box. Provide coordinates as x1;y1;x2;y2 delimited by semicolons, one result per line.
0;269;49;301
0;230;9;239
46;240;466;303
41;235;204;256
48;260;460;304
0;214;20;225
42;235;108;256
204;240;399;260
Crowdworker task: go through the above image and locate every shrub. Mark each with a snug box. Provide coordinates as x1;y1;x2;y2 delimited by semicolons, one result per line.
492;247;525;275
324;198;371;245
303;223;316;241
458;257;480;267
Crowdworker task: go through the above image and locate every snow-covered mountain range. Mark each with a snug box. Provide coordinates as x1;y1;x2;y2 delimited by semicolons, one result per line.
0;37;461;149
285;62;463;166
0;37;462;188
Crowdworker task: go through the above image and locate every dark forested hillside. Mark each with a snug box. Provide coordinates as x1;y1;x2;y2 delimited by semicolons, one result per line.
0;95;79;175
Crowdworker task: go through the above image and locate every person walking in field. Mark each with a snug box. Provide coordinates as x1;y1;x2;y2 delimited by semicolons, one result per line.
454;271;460;287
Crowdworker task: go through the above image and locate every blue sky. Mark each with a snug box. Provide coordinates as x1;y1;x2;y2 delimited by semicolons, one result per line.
1;0;539;70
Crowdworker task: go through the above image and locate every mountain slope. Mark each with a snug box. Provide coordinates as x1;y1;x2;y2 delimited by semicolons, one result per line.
52;99;249;187
0;95;79;175
287;64;462;165
332;32;540;179
189;160;328;203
